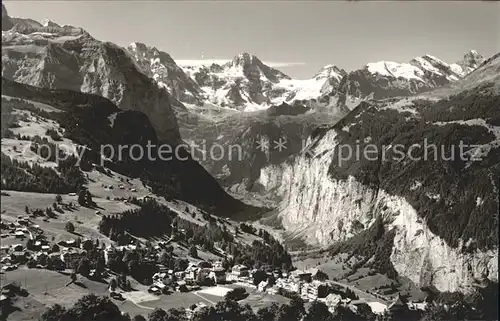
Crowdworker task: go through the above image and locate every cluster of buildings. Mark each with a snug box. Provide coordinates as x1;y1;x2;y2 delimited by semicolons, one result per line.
145;261;253;295
259;269;332;300
257;268;371;314
0;215;98;274
0;216;36;239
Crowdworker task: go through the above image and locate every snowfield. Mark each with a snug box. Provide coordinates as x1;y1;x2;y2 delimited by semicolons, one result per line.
366;61;424;81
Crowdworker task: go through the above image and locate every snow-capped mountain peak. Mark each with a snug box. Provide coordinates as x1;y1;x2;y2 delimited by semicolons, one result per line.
366;61;424;80
221;52;291;83
225;52;257;68
125;42;202;104
314;64;346;82
319;50;485;113
41;19;61;28
456;49;485;75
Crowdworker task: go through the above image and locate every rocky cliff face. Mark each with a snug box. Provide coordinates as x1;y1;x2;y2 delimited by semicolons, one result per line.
180;53;293;111
257;55;500;293
2;17;183;143
126;42;203;105
1;4;14;31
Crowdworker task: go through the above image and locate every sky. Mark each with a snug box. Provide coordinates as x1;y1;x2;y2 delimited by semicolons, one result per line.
4;1;500;79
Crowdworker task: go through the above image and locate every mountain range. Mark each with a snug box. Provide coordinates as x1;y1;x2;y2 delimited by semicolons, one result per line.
1;3;498;298
2;3;484;117
125;41;484;113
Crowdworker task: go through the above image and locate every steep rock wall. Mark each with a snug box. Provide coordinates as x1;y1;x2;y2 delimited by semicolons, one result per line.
258;130;498;292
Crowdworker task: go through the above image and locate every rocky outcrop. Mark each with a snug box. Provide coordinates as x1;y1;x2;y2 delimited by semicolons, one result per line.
181;52;292;110
1;4;14;31
126;42;203;105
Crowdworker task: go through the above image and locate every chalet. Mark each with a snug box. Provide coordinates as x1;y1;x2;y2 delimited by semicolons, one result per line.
209;267;226;284
156;264;168;273
276;278;300;293
60;249;85;266
290;270;312;283
408;301;427;311
184;266;198;282
258;280;271;292
153;272;167;281
300;280;326;301
10;251;29;264
227;264;249;281
153;281;168;294
58;239;77;247
148;286;162;295
14;231;25;239
324;293;342;307
117;244;137;251
175;280;188;292
153;272;172;286
104;246;119;264
213;260;224;269
33;251;47;262
197;261;212;269
17;219;29;226
80;239;93;250
196;268;213;285
1;283;21;297
0;294;9;310
11;244;24;251
388;294;407;314
310;268;329;281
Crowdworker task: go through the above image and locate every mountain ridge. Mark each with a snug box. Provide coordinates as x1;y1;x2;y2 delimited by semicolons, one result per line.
1;5;485;115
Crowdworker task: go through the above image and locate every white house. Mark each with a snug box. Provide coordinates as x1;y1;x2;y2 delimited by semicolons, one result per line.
258;280;271;292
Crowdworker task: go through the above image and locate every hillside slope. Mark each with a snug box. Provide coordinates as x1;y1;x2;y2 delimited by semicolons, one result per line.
1;78;260;218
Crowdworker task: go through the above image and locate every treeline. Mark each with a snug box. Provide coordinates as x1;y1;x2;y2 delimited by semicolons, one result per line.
99;199;178;242
418;82;500;123
105;247;158;285
39;294;128;321
0;151;85;194
328;92;499;252
38;291;370;321
37;280;499;321
328;216;398;279
98;198;292;271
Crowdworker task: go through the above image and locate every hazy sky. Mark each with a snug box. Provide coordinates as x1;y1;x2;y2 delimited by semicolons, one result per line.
4;1;500;79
